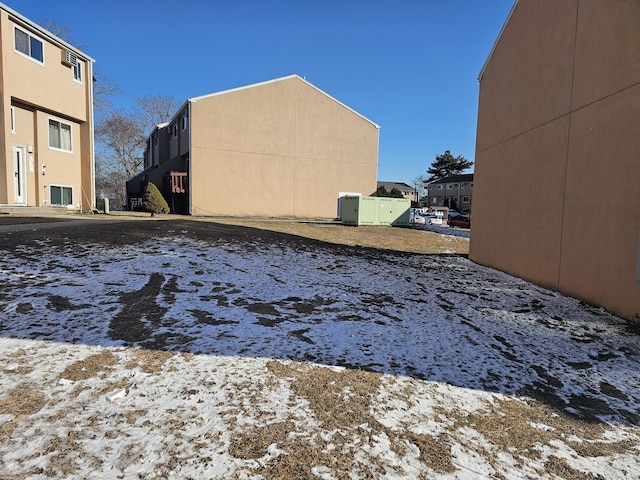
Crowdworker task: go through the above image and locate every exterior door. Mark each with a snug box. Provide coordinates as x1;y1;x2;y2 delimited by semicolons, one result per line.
12;145;27;204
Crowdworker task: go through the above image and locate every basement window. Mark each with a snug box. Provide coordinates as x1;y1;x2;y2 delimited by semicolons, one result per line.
50;185;73;206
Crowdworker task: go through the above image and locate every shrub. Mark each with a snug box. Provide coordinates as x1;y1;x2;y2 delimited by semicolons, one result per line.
141;182;170;214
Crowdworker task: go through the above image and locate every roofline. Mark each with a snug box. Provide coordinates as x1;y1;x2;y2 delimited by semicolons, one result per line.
430;173;474;184
478;0;519;81
0;2;95;62
189;74;381;129
377;181;416;189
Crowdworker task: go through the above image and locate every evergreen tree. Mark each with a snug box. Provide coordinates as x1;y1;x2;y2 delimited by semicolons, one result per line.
141;182;170;215
425;150;473;184
375;185;389;197
389;187;404;198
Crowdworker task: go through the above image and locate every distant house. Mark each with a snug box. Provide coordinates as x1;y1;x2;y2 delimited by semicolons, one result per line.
374;181;417;201
0;3;95;211
470;0;640;321
425;174;473;213
127;75;380;218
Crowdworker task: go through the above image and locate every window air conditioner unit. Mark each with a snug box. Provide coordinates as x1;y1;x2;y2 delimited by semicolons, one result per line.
61;50;77;67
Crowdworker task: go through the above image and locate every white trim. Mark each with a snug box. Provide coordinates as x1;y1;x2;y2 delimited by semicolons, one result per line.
1;2;95;63
12;144;27;204
47;116;73;153
73;60;83;84
189;74;381;129
49;184;74;206
13;25;45;65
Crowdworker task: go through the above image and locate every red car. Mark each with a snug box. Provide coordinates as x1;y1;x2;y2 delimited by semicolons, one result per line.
448;212;471;229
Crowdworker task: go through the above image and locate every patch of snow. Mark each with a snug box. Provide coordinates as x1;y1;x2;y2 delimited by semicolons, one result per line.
0;233;638;478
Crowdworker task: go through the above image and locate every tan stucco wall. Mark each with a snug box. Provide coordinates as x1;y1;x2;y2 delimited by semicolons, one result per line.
189;76;379;218
0;8;94;209
471;0;640;321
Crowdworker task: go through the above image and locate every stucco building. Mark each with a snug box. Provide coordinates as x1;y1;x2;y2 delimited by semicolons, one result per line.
470;0;640;321
127;75;380;218
425;174;473;214
375;181;417;202
0;3;95;211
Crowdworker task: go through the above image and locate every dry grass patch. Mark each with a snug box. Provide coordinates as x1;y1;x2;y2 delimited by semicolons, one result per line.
447;396;637;469
543;455;601;480
126;348;175;374
267;361;381;429
229;421;296;459
0;384;46;438
260;361;456;477
201;217;469;255
58;351;118;381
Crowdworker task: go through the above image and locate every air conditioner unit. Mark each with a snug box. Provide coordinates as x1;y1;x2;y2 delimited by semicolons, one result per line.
61;50;77;67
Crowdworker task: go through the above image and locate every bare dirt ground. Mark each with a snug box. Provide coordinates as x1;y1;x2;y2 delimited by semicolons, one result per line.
0;214;638;479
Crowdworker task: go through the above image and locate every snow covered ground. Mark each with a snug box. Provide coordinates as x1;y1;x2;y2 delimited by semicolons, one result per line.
0;224;639;479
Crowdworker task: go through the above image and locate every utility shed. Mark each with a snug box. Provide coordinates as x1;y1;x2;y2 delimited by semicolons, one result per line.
341;196;410;227
470;0;640;322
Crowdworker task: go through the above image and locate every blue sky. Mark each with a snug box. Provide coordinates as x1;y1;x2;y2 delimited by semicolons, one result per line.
14;1;514;186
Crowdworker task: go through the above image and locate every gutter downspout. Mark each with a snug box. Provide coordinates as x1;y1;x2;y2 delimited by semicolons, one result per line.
88;59;96;211
187;100;192;215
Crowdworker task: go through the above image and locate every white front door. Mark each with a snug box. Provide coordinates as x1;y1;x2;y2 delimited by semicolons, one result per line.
12;145;27;204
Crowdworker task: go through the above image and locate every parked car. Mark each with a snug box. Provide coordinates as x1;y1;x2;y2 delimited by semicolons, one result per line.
412;214;426;225
448;212;471;228
423;213;443;225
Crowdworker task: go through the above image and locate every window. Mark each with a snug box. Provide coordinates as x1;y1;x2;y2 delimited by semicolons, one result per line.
447;184;454;189
49;119;72;152
461;183;467;188
73;60;82;82
153;132;158;147
437;185;443;190
173;124;177;137
431;197;438;204
462;196;470;203
181;115;188;130
50;185;73;206
14;26;44;63
11;107;15;133
470;183;474;188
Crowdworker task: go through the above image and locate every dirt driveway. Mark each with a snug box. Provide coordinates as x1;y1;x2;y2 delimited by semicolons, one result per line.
0;215;639;479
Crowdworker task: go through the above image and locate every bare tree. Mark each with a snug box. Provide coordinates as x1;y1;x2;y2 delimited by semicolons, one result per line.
96;111;146;178
93;72;120;120
94;155;127;210
95;94;180;208
413;174;428;199
134;94;181;132
97;94;180;176
38;19;84;49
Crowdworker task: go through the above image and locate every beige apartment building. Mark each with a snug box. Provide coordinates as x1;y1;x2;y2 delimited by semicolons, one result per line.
375;182;418;202
127;75;379;218
0;3;95;211
470;0;640;321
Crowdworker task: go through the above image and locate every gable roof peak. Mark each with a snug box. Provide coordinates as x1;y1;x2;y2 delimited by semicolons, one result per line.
478;0;520;81
189;74;380;129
